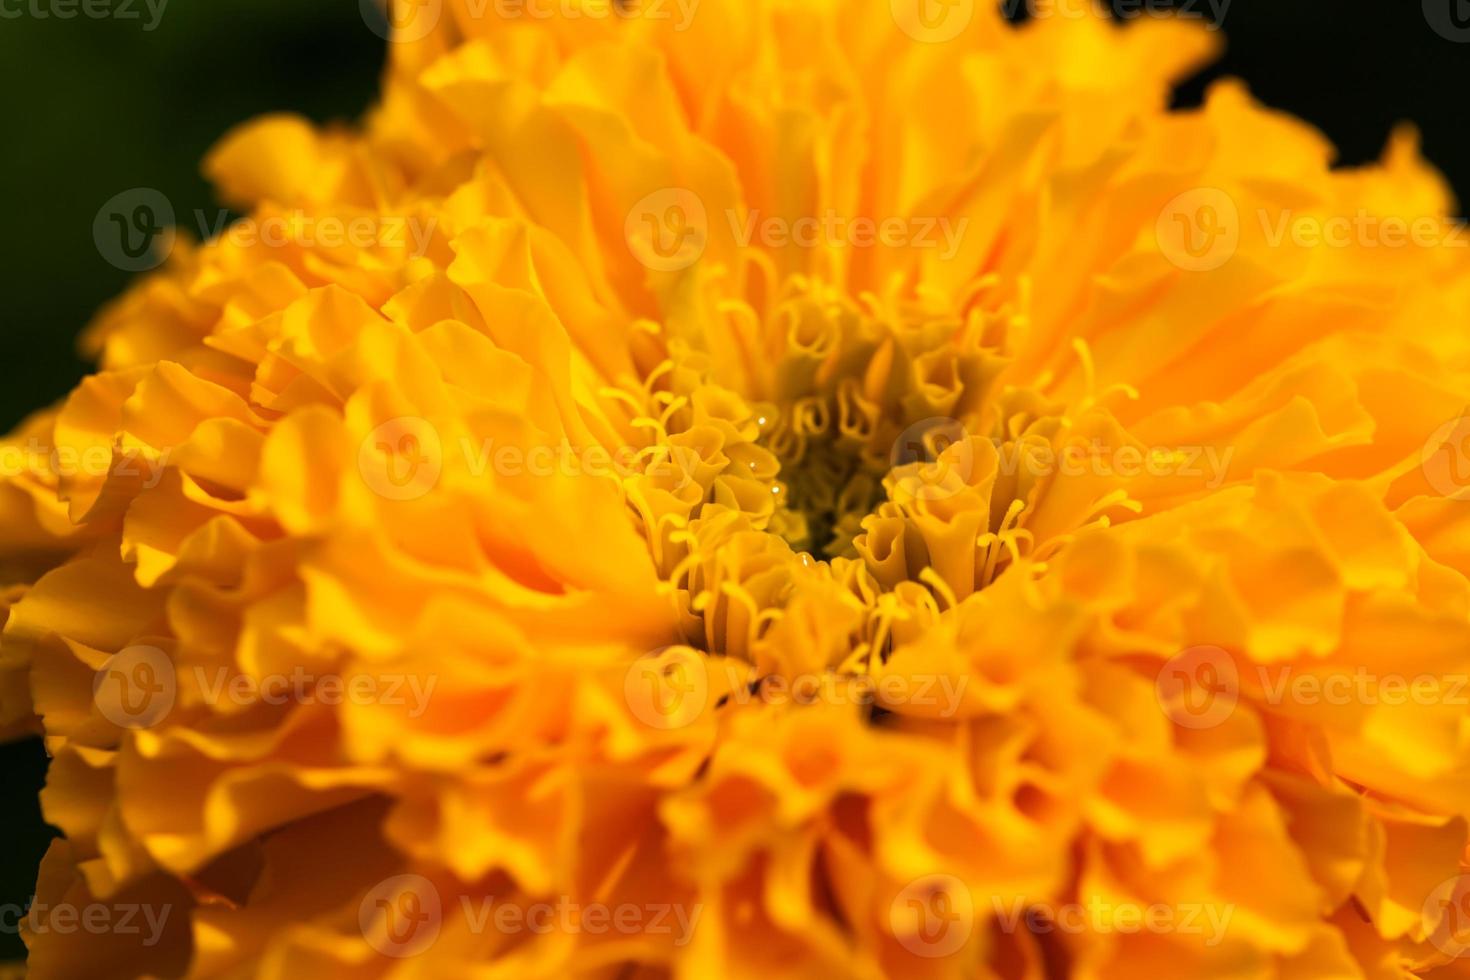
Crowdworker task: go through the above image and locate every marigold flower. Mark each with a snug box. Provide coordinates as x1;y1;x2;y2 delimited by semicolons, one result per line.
7;1;1470;977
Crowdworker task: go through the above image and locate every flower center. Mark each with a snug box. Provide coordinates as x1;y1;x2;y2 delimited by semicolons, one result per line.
760;397;888;560
731;280;981;562
618;272;1052;656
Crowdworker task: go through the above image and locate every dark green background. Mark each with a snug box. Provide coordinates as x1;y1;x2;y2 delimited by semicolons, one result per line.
1;0;1468;965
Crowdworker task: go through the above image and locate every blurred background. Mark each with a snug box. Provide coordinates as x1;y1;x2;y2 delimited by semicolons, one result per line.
0;0;1467;963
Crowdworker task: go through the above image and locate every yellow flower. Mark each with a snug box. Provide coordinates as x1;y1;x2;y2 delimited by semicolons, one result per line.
6;1;1470;977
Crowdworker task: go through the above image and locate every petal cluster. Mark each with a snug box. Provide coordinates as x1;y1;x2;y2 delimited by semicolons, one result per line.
6;2;1470;978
